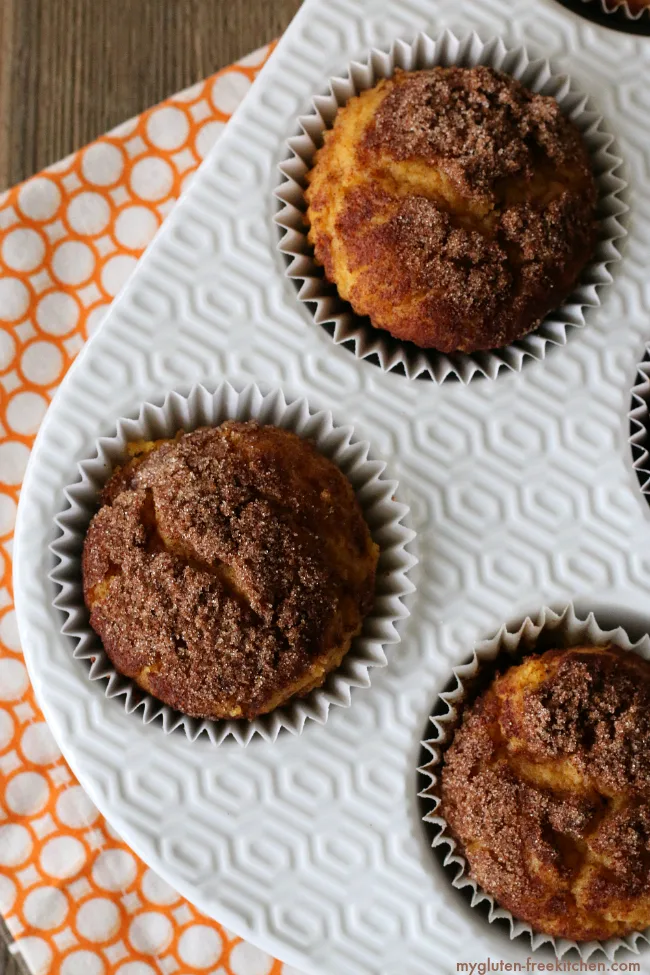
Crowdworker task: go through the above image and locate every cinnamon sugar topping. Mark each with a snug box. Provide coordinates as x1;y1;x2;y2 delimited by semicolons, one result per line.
82;422;378;720
441;645;650;941
306;65;598;353
362;66;584;193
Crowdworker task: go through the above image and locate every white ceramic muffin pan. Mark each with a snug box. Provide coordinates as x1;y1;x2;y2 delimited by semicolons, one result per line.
12;1;650;973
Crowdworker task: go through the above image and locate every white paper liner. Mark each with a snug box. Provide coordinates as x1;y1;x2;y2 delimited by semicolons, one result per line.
418;604;650;960
275;31;627;383
579;0;650;21
630;351;650;497
50;382;416;746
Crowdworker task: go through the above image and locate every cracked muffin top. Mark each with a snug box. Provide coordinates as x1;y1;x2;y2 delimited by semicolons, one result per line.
441;645;650;941
82;422;379;720
306;66;597;353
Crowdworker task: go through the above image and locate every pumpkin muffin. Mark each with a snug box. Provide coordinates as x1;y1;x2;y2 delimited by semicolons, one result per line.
441;645;650;941
82;422;379;720
306;66;598;354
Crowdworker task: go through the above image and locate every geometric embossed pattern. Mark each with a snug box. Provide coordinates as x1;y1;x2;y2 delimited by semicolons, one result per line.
12;1;650;973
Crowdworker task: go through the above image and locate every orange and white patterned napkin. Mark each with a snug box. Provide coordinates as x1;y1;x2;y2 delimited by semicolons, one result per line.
0;41;302;975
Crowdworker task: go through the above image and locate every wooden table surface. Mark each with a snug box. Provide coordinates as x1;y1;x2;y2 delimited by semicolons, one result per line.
0;2;300;971
0;0;302;191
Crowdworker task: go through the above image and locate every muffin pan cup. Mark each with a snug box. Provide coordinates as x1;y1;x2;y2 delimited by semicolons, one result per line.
418;603;650;960
49;382;416;746
275;30;627;383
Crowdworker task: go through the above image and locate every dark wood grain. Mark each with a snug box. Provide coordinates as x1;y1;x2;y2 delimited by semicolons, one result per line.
0;1;300;968
0;916;25;975
0;0;302;190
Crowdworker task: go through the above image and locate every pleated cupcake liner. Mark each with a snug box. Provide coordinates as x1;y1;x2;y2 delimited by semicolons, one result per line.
49;381;416;746
418;603;650;959
580;0;650;21
629;351;650;498
275;30;627;383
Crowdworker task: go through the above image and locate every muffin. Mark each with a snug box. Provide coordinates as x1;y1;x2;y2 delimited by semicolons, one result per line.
82;421;379;720
306;66;598;354
441;645;650;941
